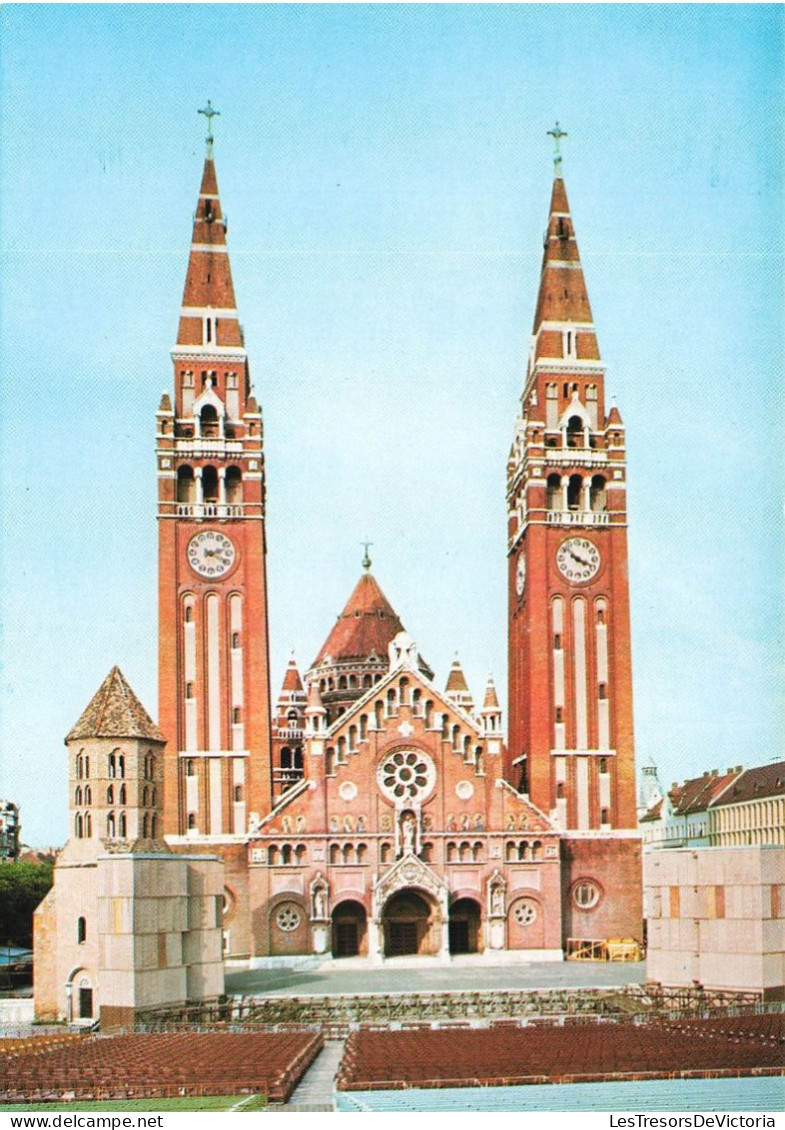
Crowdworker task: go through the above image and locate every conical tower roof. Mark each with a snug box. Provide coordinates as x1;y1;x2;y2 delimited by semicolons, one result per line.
279;653;304;696
530;175;600;365
312;572;407;668
482;675;500;710
445;654;470;695
174;145;244;353
66;667;164;743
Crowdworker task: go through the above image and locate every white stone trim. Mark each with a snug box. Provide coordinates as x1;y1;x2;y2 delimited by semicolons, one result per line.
543;260;583;269
171;346;247;359
550;748;617;757
178;748;249;758
189;243;229;253
538;319;596;332
180;306;238;319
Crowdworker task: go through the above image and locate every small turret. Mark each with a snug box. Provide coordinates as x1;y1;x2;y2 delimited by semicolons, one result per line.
480;674;502;737
445;653;474;715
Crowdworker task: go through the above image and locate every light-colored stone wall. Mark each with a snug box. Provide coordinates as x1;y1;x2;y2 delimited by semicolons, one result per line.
35;850;224;1023
645;845;785;998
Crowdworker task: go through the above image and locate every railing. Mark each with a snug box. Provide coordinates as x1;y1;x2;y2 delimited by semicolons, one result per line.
546;510;610;526
174;503;244;518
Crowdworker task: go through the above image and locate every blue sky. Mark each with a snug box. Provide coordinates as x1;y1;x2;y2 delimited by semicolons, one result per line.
1;5;782;847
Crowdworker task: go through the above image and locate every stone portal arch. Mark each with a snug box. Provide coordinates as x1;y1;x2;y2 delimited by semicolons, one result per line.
381;889;441;957
331;899;367;958
448;896;482;954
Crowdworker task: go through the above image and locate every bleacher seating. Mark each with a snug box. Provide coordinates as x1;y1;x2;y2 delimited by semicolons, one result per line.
336;1013;785;1091
0;1030;323;1104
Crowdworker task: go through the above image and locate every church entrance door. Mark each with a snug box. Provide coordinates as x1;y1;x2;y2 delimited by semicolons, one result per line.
382;890;437;957
332;899;367;958
448;897;481;954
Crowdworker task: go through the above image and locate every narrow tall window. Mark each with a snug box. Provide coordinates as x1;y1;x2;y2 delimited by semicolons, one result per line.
77;917;87;944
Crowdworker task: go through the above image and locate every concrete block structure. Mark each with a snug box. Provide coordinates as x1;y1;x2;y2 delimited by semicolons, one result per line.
644;845;785;1000
34;668;224;1027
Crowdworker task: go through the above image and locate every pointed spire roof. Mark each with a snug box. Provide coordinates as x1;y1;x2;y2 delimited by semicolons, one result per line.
174;126;244;353
482;675;500;711
445;654;470;695
445;653;474;713
279;653;304;695
312;572;408;669
532;176;596;336
66;667;164;743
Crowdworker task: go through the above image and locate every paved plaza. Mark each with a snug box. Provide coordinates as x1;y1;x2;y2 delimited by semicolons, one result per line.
225;958;646;997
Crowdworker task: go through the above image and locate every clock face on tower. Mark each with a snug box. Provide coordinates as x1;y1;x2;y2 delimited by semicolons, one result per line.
187;530;236;578
556;537;601;583
515;550;527;596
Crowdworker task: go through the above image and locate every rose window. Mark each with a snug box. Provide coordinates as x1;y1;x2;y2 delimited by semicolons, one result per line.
513;899;538;926
377;749;436;804
275;904;301;932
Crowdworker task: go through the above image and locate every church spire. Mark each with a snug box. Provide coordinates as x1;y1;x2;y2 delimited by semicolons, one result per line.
173;105;245;366
530;134;598;361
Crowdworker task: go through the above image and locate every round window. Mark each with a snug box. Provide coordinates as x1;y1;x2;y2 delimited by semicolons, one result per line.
377;749;436;804
275;904;301;933
572;879;602;910
513;898;538;926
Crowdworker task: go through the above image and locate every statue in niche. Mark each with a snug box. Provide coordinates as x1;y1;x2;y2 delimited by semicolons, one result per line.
400;811;416;855
329;815;339;833
313;886;327;919
474;813;484;831
491;885;505;916
356;814;366;832
343;814;354;832
282;815;292;833
296;815;307;833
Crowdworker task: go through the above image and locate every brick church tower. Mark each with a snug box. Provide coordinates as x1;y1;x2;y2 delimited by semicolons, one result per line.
506;128;641;945
157;106;272;838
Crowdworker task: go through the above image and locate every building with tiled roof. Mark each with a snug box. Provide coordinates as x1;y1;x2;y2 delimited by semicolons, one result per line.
66;666;164;744
709;761;785;847
640;767;743;850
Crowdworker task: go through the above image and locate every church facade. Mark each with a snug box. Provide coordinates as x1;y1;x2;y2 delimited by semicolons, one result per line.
151;117;642;964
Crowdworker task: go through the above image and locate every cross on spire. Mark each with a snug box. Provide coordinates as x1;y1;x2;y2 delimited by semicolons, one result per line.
547;121;568;175
198;100;220;154
361;540;373;571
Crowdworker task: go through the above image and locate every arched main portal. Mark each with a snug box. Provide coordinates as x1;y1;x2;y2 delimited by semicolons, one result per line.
448;896;482;954
332;900;367;958
381;890;440;957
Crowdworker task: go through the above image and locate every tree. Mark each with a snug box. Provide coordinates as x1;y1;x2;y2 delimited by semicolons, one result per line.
0;860;54;948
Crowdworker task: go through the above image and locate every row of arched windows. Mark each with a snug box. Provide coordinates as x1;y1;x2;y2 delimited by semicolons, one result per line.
505;839;544;862
378;841;434;864
446;841;484;863
546;473;607;512
176;464;243;504
268;842;307;865
329;842;368;865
